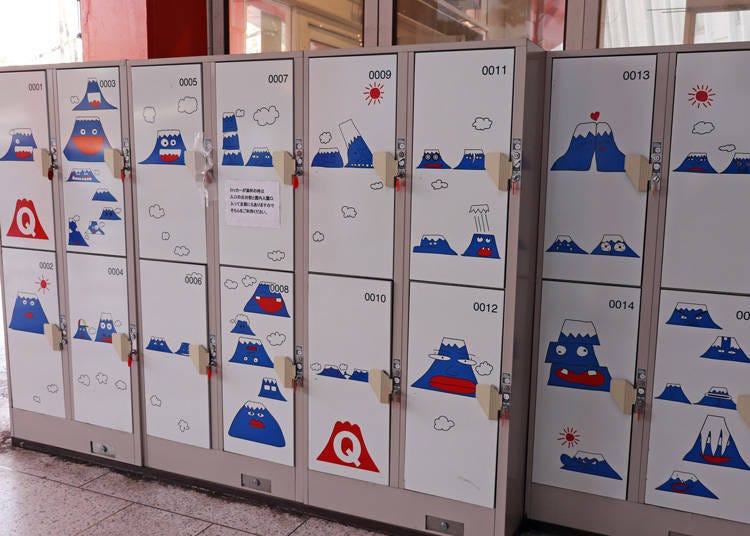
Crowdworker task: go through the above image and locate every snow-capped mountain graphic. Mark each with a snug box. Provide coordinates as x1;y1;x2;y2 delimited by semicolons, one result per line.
229;337;273;367
551;121;625;172
221;112;243;166
721;152;750;174
175;342;190;356
417;149;451;169
454;149;485;170
0;128;36;161
73;320;92;341
258;377;287;402
546;319;611;392
243;283;290;318
99;207;121;221
229;314;255;335
683;415;750;470
696;386;736;410
666;303;721;329
701;336;750;363
74;78;117;110
67;168;99;183
92;189;117;202
311;147;344;168
146;337;172;353
655;471;718;499
590;234;639;258
673;152;717;173
413;234;458;256
546;234;587;255
339;119;373;168
67;219;88;247
656;383;691;404
94;313;116;343
9;292;48;334
228;401;286;447
140;130;186;165
63;117;112;162
411;337;478;397
318;364;369;383
560;451;622;480
246;147;273;167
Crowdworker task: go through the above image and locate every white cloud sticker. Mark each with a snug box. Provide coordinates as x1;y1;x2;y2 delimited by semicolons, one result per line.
253;105;280;126
266;331;287;346
143;106;156;123
224;279;239;290
174;245;190;257
434;415;455;431
431;179;448;190
472;116;493;131
149;204;165;219
692;121;715;135
177;96;198;114
341;206;357;218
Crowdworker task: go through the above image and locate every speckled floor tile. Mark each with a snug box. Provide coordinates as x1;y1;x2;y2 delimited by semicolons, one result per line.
83;472;306;536
0;466;130;536
0;446;110;487
291;517;389;536
198;524;256;536
79;503;211;535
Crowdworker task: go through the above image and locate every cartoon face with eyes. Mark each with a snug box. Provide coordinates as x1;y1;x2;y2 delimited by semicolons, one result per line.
0;128;37;161
417;149;451;169
229;337;274;367
462;233;501;259
411;337;478;397
8;292;49;334
243;283;290;318
63;117;111;162
94;313;116;343
228;401;286;447
590;234;639;258
246;147;273;167
140;129;187;165
667;303;722;329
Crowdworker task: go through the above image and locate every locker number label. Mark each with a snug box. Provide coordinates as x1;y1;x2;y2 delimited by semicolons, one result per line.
28;82;43;91
473;301;499;313
736;310;750;321
609;299;635;310
364;292;387;303
622;70;650;81
99;79;117;88
482;65;507;76
178;77;199;87
107;267;125;277
368;70;392;80
38;261;54;271
184;272;203;285
268;74;289;84
268;283;289;294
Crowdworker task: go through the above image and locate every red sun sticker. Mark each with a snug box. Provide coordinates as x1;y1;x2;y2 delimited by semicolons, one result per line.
688;84;715;108
363;83;384;105
558;426;581;448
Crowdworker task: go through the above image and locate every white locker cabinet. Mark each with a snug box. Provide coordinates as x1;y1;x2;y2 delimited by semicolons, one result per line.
0;70;55;251
307;53;398;280
1;247;64;417
215;58;295;271
57;66;126;256
66;253;132;432
139;259;209;448
220;266;295;466
409;49;513;289
130;63;207;264
307;273;392;486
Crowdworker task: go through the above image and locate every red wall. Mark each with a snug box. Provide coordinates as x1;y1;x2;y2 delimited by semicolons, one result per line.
146;0;208;58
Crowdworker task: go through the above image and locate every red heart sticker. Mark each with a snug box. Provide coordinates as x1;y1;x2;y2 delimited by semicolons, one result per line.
590;111;600;121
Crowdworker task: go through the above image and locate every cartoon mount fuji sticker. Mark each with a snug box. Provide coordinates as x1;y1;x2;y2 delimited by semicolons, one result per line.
666;303;721;329
316;421;379;472
0;128;37;161
73;78;117;110
94;313;116;343
673;152;717;173
146;337;172;353
229;314;255;335
73;319;92;341
411;337;478;397
683;415;750;470
551;118;625;172
722;152;750;174
67;168;99;183
560;451;622;480
8;292;48;334
221;112;243;166
228;401;286;447
454;149;486;170
140;130;186;165
7;199;49;240
412;234;458;256
339;119;373;168
63;117;111;162
590;234;639;258
228;337;273;367
545;319;611;392
546;234;587;255
701;336;750;363
655;471;718;499
258;377;287;402
462;204;500;259
247;147;273;167
318;363;369;383
243;283;290;318
417;149;451;169
695;386;736;410
655;383;691;404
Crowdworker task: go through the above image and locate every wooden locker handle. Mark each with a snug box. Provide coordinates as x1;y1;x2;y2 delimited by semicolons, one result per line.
272;151;295;186
625;154;650;192
43;323;62;351
104;148;124;179
189;344;209;375
373;152;397;188
368;369;392;404
476;384;501;420
737;395;750;429
33;148;51;179
112;333;132;363
274;356;295;389
610;379;637;414
486;153;512;191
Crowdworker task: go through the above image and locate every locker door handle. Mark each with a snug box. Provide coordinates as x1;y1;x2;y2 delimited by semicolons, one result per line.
188;344;210;375
373;152;398;188
43;323;63;351
112;333;132;363
610;379;637;414
368;369;392;404
33;148;54;180
104;148;124;180
272;151;295;186
274;356;295;388
624;154;650;192
476;384;501;420
737;396;750;428
486;153;513;191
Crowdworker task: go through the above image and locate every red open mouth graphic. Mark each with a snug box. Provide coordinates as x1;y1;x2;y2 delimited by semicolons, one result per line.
477;247;493;257
25;312;33;318
72;135;104;155
255;296;283;314
555;367;605;387
424;163;443;168
159;152;180;163
249;419;265;429
246;345;257;352
670;482;689;493
701;453;730;465
101;337;112;343
90;100;101;107
428;375;476;395
15;148;32;159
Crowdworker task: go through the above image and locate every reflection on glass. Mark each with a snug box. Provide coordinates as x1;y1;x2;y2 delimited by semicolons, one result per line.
229;0;363;53
395;0;565;50
601;1;750;47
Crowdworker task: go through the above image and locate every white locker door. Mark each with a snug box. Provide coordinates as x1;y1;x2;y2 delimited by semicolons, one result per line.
308;55;397;279
216;59;295;271
646;291;750;524
66;253;131;432
58;67;126;256
404;282;504;507
542;55;655;287
409;49;513;289
308;274;391;485
140;259;209;448
532;280;639;500
131;64;206;264
1;247;64;417
662;51;750;294
220;266;294;466
0;71;54;251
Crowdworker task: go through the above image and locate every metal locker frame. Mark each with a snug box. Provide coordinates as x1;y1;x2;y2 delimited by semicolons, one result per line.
526;43;750;536
303;40;545;536
1;60;143;466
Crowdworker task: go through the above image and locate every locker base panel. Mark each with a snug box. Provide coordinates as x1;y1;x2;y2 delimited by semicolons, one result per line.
10;408;139;466
308;470;500;535
527;483;750;536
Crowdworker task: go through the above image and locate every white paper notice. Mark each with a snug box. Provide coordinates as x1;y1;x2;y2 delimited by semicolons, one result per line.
225;179;281;229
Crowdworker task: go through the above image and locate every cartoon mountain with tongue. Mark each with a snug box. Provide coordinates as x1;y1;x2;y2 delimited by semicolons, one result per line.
551;118;625;172
228;401;285;447
411;337;478;397
73;78;117;110
139;130;186;165
545;319;611;392
243;283;290;318
674;152;717;173
722;152;750;174
701;336;750;363
655;471;718;499
63;117;112;162
683;415;750;470
94;313;116;343
0;128;37;161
